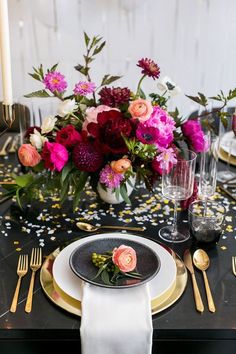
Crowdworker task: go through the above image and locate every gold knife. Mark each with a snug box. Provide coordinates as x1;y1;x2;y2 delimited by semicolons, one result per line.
183;249;204;313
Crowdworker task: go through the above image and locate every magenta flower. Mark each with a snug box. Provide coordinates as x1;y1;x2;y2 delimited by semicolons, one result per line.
41;141;69;172
181;120;206;153
152;148;177;175
74;81;96;96
99;164;124;189
136;123;159;145
137;58;160;80
43;71;67;93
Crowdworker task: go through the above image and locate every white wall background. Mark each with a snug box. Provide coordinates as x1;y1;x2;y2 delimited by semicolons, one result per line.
1;0;236;118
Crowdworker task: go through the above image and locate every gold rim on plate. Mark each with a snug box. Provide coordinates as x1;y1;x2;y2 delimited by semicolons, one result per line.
218;147;236;166
40;246;187;316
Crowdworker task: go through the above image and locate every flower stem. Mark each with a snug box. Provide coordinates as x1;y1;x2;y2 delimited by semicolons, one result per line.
136;74;146;97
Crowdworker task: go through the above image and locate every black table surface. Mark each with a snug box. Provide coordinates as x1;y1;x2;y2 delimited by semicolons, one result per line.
0;152;236;354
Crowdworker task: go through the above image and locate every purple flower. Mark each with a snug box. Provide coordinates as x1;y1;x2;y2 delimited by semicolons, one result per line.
73;81;96;96
136;124;159;145
152;148;177;175
43;71;67;93
99;164;124;189
137;58;160;80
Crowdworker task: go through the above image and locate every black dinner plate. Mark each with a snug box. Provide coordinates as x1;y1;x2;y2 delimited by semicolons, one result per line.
69;237;160;289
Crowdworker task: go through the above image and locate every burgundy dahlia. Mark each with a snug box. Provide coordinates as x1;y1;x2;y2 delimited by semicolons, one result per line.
137;58;160;80
87;110;134;154
98;87;131;107
73;141;103;172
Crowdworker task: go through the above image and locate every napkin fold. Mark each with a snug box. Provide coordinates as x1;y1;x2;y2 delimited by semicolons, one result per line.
80;282;153;354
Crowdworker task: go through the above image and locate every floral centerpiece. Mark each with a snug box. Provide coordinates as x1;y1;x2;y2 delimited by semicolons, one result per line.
4;33;236;209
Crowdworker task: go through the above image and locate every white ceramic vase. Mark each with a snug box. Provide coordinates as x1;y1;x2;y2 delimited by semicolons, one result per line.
97;175;136;204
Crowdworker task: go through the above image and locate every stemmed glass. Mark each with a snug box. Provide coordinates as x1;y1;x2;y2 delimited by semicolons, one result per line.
159;149;197;243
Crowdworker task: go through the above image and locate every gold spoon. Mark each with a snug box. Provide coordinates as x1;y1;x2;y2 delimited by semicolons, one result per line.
76;221;145;233
193;249;216;313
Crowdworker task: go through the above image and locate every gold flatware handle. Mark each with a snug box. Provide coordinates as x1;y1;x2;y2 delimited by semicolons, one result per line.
191;273;204;313
203;270;216;313
25;271;36;313
10;276;22;313
101;225;144;231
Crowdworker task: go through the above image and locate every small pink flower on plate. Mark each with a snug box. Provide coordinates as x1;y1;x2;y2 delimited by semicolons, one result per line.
112;245;137;273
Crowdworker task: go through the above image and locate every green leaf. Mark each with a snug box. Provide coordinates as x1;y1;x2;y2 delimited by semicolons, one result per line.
84;32;90;47
73;172;88;210
61;161;74;184
74;65;89;76
92;263;108;280
185;93;208;107
24;90;51;98
92;41;106;56
16;187;23;209
198;92;208;106
101;269;113;285
14;174;34;187
138;87;146;99
101;75;122;86
28;73;42;82
50;63;58;72
120;184;131;204
115;187;120;201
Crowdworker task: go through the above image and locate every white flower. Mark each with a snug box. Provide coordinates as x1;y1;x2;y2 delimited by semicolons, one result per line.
57;99;78;117
157;76;181;97
41;115;57;134
30;129;48;150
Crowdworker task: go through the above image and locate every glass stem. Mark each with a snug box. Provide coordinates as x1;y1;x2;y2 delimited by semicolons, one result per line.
172;200;178;234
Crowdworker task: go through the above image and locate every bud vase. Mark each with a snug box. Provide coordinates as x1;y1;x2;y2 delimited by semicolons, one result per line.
97;175;136;204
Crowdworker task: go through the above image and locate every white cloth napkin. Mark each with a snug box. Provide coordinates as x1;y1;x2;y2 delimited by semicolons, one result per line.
80;282;153;354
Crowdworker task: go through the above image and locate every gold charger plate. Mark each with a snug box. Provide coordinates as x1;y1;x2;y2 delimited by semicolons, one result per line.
40;245;187;316
218;147;236;166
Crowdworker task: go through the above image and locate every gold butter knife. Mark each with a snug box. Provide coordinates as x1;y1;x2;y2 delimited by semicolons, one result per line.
183;249;204;313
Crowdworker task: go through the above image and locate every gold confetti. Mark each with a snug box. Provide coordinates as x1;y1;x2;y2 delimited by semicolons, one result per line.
16;248;22;252
220;246;227;250
13;241;19;245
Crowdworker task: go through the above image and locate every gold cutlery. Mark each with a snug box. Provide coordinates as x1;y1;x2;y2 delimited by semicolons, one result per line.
76;221;145;232
0;136;12;156
218;185;236;202
10;254;28;313
232;256;236;277
8;135;19;153
193;249;215;313
25;248;42;313
183;249;204;313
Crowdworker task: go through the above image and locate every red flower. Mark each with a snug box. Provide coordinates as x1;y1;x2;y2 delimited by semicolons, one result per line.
56;125;82;148
87;110;134;154
99;87;131;107
137;58;160;80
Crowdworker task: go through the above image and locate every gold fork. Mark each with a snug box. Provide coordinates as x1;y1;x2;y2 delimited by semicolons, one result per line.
25;248;42;313
232;256;236;277
10;254;28;313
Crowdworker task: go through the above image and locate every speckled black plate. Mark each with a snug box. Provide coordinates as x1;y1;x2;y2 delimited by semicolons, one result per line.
69;238;160;289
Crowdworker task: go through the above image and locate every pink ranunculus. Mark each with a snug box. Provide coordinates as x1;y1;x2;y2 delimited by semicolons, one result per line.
191;131;206;153
41;141;68;172
56;125;82;148
82;105;119;132
128;99;153;122
181;120;202;137
18;144;42;167
112;245;137;273
181;120;206;153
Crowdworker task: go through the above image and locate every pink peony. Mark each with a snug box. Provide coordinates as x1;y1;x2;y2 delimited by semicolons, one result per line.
18;144;42;167
99;164;124;189
43;71;67;93
112;245;137;273
152;148;177;175
41;142;68;172
56;125;82;148
128;99;153;122
82;105;119;132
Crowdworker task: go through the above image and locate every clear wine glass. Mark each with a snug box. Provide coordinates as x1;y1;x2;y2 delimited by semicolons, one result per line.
159;149;197;243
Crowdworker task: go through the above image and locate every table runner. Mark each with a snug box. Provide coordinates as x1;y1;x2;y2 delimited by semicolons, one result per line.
80;282;153;354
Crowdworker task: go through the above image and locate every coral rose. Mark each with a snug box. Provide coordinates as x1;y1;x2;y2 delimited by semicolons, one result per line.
111;158;131;173
18;144;42;167
128;99;153;122
41;142;68;172
112;245;137;273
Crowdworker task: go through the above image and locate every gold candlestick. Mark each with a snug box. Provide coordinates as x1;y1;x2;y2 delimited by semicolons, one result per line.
0;103;15;137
